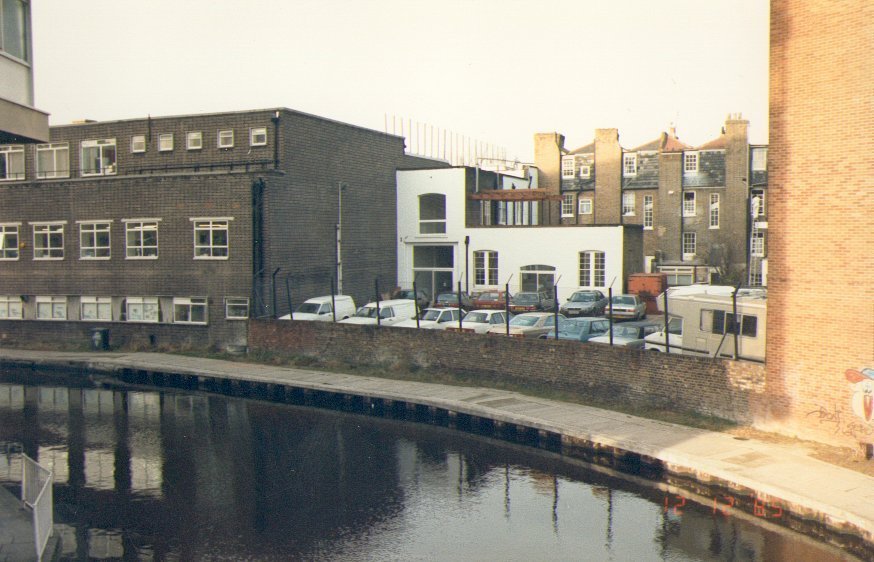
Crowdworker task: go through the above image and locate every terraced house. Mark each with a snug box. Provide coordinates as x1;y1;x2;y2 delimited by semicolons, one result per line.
0;108;441;349
534;114;767;287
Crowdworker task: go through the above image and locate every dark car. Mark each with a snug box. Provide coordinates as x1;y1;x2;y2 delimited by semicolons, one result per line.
433;291;473;310
509;291;554;313
556;317;610;342
560;290;608;317
392;288;430;309
472;290;510;310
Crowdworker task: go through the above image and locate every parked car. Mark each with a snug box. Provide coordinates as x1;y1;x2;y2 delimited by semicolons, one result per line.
278;295;355;321
339;299;418;326
392;289;430;309
472;290;510;310
394;307;464;329
560;290;608;317
605;294;647;321
589;319;663;348
509;291;554;313
556;317;610;342
433;291;473;310
442;309;511;334
486;312;566;338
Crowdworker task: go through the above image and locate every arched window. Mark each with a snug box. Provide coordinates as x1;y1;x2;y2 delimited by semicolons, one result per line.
419;193;446;234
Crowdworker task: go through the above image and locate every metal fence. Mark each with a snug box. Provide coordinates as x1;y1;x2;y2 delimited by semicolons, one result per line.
21;453;53;561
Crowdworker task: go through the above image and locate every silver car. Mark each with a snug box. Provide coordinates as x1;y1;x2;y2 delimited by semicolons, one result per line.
486;312;566;338
606;294;646;321
589;320;663;348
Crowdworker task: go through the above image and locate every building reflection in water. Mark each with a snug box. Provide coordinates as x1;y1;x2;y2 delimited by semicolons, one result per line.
0;380;855;561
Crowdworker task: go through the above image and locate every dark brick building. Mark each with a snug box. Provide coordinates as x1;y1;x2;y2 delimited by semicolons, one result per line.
0;108;441;349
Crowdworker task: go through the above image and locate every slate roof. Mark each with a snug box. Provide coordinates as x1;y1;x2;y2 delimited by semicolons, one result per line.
631;131;692;153
567;142;595;155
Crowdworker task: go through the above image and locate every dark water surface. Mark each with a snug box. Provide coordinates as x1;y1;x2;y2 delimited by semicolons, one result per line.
0;380;856;561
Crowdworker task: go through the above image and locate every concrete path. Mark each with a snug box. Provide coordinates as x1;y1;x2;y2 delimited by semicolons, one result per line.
2;348;874;553
0;483;37;562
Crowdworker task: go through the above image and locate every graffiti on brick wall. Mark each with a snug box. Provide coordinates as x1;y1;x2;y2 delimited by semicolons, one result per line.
805;368;874;441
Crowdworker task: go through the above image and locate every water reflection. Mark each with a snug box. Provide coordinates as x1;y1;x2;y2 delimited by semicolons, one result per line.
0;379;856;561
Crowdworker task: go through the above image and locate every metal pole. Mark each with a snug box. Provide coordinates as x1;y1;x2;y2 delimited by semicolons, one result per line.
732;283;741;359
271;267;281;318
375;278;381;327
413;280;420;329
285;275;292;320
553;283;560;339
464;236;470;293
457;280;463;330
505;282;511;336
337;182;346;295
330;277;337;322
608;287;614;346
663;288;671;354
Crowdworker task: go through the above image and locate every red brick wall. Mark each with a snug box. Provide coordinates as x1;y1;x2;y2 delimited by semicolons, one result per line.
250;320;766;424
767;1;874;445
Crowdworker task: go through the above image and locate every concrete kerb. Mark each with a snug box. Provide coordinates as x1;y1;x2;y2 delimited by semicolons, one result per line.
1;349;873;557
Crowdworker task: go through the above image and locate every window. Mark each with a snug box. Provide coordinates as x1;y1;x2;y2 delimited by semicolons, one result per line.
125;220;159;258
250;127;267;146
0;224;19;259
579;251;606;287
418;193;446;234
473;250;498;286
682;232;696;259
751;147;767;171
33;223;64;259
0;296;22;319
709;194;720;228
126;297;159;322
187;131;203;150
218;129;234;148
131;136;146;153
225;297;249;319
0;145;24;181
751;189;765;218
579;164;591;178
578;198;592;215
561;156;575;179
622;192;635;216
79;221;111;259
193;219;229;258
702;310;758;338
480;200;491;226
36;296;66;320
1;0;29;61
81;139;117;176
643;195;653;229
561;194;574;217
623;153;637;176
81;296;112;321
158;133;174;152
174;297;208;324
36;143;70;178
751;231;765;257
684;152;699;174
683;191;696;216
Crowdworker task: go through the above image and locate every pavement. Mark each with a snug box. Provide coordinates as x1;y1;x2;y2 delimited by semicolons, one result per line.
1;348;873;557
0;483;38;562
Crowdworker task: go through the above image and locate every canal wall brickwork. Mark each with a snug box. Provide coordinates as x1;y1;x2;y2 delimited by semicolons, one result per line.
249;320;766;425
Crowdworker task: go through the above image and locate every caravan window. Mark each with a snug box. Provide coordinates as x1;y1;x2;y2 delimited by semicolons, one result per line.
702;310;758;338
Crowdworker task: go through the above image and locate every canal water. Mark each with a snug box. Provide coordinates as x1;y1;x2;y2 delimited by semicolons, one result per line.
0;378;857;561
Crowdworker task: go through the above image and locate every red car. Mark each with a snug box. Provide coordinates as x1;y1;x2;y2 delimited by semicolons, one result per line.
471;290;510;310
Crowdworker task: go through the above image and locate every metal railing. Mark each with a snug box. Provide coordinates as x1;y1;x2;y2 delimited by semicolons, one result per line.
21;453;53;561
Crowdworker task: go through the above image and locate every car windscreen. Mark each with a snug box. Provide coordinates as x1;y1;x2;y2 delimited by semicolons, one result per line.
354;307;378;318
612;296;635;305
296;303;322;314
464;312;487;323
421;309;441;321
478;292;499;301
612;325;642;338
510;315;539;327
512;293;539;303
569;293;596;302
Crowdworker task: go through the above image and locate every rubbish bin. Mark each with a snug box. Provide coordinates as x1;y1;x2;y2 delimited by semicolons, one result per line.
90;328;109;351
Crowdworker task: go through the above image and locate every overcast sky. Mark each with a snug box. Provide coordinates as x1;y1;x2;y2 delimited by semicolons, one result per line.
32;0;769;162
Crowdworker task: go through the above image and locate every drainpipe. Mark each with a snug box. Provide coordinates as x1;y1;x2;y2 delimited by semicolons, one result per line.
464;235;470;293
271;111;281;169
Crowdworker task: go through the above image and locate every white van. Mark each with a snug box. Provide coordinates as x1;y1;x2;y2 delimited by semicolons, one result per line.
279;295;356;322
338;299;418;327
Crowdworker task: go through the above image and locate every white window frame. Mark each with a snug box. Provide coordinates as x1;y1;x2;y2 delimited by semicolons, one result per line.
131;136;146;153
80;139;117;176
751;148;767;171
81;296;112;321
473;250;498;286
684;152;699;174
579;251;606;287
35;143;70;178
751;189;766;218
0;145;25;181
250;127;268;146
578;198;592;215
0;296;23;319
682;232;697;260
225;297;250;320
480;200;491;226
158;133;174;152
173;297;208;325
622;192;635;216
0;224;20;260
751;231;765;257
79;221;112;259
218;129;234;148
643;195;654;229
192;218;231;259
36;296;67;320
32;222;65;260
623;153;637;177
124;219;160;259
187;131;203;150
709;194;720;229
126;297;160;323
579;164;591;178
561;193;574;217
561;156;575;179
683;191;696;217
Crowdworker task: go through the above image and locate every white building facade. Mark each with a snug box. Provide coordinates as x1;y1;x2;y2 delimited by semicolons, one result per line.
397;167;642;302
